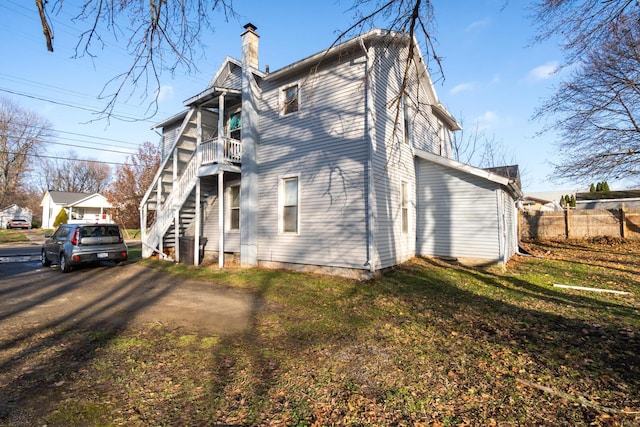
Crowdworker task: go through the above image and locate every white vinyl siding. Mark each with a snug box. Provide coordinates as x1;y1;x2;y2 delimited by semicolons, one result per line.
257;53;369;269
416;158;502;261
502;190;518;261
221;65;243;90
201;177;240;254
367;44;418;268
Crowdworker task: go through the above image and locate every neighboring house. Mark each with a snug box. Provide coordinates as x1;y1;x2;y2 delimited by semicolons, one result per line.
522;190;576;212
139;24;523;277
575;190;640;210
0;204;33;229
40;191;113;229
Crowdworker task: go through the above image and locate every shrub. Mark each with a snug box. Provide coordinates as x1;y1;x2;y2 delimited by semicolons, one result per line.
53;209;68;227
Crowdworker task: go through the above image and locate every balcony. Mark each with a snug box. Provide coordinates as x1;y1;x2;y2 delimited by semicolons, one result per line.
200;136;242;165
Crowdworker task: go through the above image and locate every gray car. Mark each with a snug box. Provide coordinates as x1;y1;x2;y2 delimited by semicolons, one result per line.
42;223;128;273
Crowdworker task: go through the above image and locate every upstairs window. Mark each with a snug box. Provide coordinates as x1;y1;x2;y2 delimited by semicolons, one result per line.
404;115;411;145
282;84;299;115
402;95;411;145
229;112;241;140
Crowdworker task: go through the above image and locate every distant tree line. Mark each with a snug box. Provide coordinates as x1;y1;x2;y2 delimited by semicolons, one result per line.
0;96;160;229
559;194;576;208
589;182;611;193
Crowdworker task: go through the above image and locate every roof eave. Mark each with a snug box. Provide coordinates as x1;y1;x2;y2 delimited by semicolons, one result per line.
183;87;242;107
415;148;522;199
265;29;392;81
431;103;462;131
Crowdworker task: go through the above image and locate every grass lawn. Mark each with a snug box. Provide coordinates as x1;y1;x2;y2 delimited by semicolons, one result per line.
2;239;639;426
0;229;29;244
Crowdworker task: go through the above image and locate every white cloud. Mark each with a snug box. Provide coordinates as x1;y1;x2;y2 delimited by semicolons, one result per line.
450;82;475;95
157;85;174;102
525;61;559;82
475;111;499;130
466;18;491;33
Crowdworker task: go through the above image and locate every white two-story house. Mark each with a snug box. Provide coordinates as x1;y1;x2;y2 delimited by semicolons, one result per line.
140;24;522;278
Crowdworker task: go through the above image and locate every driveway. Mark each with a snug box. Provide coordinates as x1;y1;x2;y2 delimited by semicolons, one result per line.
0;240;257;336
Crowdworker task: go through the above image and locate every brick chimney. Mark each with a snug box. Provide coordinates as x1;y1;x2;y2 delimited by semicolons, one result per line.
241;23;259;70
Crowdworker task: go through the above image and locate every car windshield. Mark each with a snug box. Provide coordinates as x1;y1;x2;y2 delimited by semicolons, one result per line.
12;219;26;222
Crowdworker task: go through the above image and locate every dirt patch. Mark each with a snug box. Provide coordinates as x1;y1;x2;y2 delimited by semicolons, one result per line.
1;262;258;335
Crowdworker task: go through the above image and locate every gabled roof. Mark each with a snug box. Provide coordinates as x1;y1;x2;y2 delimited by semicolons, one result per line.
184;56;261;108
0;203;18;212
264;28;460;131
151;110;189;130
415;148;523;199
207;56;242;89
484;165;521;189
0;204;32;214
68;193;112;208
47;191;92;205
43;191;111;208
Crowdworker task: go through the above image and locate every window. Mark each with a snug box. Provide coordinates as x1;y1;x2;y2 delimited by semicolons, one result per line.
282;85;299;115
404;114;411;145
281;176;299;233
403;96;411;145
229;185;240;230
401;181;409;234
229;112;241;140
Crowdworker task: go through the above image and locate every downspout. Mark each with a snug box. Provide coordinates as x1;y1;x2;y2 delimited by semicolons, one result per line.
359;37;375;274
496;189;506;265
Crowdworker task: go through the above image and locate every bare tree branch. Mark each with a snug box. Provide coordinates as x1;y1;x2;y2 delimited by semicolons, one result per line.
534;10;640;183
35;0;239;120
0;97;53;206
531;0;637;63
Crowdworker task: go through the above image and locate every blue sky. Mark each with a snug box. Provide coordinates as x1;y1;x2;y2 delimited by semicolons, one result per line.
0;0;600;193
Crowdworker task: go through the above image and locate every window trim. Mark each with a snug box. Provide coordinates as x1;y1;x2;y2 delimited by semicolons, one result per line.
402;95;411;145
401;180;410;234
281;83;300;116
227;183;240;231
279;174;300;234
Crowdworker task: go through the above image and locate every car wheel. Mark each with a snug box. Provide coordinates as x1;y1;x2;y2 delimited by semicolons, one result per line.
41;249;51;267
60;253;72;273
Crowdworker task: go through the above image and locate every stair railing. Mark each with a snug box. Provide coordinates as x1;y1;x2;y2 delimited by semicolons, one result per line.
143;150;200;258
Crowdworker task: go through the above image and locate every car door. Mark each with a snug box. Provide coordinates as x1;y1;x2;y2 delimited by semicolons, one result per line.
46;226;70;263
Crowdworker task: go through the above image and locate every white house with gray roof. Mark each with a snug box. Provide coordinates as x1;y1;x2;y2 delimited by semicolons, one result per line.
139;24;523;277
40;191;113;228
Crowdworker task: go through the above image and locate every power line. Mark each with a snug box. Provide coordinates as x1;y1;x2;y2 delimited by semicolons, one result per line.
4;132;142;154
0;87;156;123
0;150;125;166
0;71;177;121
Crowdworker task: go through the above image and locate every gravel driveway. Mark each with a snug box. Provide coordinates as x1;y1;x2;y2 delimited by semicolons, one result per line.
0;234;257;335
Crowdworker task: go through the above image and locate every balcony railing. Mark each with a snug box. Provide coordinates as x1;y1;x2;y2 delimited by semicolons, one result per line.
201;136;242;165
